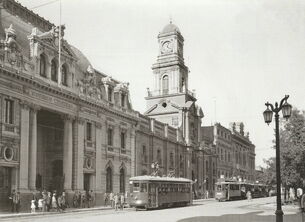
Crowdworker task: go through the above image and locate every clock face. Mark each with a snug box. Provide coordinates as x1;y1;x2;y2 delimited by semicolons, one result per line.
161;40;173;54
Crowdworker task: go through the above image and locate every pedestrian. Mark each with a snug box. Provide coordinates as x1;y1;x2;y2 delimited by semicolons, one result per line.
46;192;52;212
81;191;86;208
104;193;108;207
15;191;20;213
206;190;209;199
109;192;114;208
289;187;295;204
297;188;303;207
246;191;252;201
77;191;81;208
120;193;125;210
85;190;91;208
58;192;67;211
42;190;47;212
31;200;36;213
114;193;119;211
38;198;43;212
301;192;305;222
51;193;58;211
89;190;95;207
73;191;78;208
9;189;17;213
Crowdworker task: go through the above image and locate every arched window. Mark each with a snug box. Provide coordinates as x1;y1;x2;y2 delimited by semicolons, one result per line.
162;75;169;94
51;59;57;82
39;54;46;77
106;167;112;193
119;168;125;193
61;65;68;86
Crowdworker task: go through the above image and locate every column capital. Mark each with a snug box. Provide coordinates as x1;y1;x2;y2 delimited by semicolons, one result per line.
29;104;41;113
95;122;102;129
76;116;85;125
61;114;75;122
20;100;31;110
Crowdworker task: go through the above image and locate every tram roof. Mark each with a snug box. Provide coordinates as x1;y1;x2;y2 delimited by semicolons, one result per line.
129;175;192;183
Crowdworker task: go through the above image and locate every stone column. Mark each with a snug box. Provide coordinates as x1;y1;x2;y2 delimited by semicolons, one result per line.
95;122;102;191
75;117;84;190
19;102;30;190
130;126;136;177
63;114;73;191
29;105;39;190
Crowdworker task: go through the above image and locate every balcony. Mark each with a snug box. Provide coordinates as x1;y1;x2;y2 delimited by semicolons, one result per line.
146;87;196;98
2;123;18;135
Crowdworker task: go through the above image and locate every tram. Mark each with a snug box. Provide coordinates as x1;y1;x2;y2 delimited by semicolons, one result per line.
215;180;268;201
129;175;192;209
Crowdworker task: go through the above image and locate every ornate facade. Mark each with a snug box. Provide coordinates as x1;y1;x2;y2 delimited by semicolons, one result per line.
0;0;137;210
0;0;256;211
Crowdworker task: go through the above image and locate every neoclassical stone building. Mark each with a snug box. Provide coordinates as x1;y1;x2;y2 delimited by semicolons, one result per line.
0;0;256;211
0;0;138;210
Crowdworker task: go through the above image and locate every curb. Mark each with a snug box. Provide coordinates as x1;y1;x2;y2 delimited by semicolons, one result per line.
0;206;114;219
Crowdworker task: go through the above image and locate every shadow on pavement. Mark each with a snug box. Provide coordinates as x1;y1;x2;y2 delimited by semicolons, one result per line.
177;211;303;222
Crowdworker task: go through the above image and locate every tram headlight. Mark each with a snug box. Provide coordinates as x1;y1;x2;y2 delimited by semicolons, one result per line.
136;200;142;204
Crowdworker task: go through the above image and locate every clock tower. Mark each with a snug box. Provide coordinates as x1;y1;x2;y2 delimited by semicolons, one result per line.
145;22;203;146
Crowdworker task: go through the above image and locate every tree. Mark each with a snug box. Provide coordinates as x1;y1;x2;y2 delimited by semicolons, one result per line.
279;108;305;188
262;109;305;190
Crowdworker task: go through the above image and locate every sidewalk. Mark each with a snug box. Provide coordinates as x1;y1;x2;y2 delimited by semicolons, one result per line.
0;205;113;219
0;198;215;219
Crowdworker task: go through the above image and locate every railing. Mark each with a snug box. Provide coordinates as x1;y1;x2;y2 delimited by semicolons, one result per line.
146;87;196;98
2;123;17;134
107;146;114;152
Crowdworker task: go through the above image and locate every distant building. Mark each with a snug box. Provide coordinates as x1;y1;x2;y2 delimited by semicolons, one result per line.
202;122;256;182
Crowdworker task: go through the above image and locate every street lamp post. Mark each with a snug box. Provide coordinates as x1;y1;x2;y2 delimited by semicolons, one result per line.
263;95;292;222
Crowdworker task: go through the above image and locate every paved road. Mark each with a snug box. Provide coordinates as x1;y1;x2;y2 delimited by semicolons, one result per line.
1;197;302;222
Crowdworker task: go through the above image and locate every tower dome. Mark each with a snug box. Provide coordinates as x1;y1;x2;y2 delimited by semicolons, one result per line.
161;22;180;34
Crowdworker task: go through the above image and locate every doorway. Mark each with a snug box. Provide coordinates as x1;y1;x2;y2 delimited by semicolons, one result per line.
0;167;12;209
84;173;91;191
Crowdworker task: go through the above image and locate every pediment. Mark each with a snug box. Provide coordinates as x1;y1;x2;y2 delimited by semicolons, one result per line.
145;100;181;115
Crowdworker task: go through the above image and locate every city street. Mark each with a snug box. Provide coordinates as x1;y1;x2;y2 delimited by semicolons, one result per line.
1;197;302;222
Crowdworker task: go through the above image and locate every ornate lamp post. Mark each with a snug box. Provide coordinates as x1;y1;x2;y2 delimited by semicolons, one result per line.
263;95;292;222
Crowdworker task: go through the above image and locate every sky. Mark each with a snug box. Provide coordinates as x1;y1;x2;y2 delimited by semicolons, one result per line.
17;0;305;167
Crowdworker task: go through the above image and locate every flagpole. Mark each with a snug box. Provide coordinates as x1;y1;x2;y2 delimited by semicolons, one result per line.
58;0;62;86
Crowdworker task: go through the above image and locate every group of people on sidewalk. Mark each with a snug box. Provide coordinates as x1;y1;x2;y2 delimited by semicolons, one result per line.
104;192;126;210
31;190;68;213
72;190;95;208
8;190;21;213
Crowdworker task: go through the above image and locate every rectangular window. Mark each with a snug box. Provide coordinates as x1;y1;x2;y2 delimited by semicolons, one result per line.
120;131;125;149
121;94;125;107
86;122;92;141
107;128;113;146
5;99;14;124
172;117;178;126
108;87;113;102
142;145;147;163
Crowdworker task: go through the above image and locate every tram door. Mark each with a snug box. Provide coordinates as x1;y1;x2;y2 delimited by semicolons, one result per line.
148;183;157;208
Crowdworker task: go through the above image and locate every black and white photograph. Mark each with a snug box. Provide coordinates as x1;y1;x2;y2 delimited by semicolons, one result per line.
0;0;304;221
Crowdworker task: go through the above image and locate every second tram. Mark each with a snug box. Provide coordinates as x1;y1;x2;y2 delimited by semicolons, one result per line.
215;180;268;201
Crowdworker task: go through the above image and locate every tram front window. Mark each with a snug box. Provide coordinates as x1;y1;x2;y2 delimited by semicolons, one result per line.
216;185;222;191
133;182;140;192
140;183;147;192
